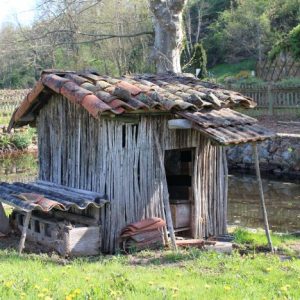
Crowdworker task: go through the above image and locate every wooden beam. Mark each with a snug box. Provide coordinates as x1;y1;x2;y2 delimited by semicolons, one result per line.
52;210;98;226
18;212;32;255
154;133;177;251
253;143;274;253
0;202;10;235
168;119;193;129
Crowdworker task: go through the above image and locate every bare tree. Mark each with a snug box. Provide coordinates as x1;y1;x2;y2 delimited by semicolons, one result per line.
149;0;187;73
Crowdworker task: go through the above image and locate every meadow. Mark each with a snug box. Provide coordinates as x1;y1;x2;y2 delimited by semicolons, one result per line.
0;228;300;300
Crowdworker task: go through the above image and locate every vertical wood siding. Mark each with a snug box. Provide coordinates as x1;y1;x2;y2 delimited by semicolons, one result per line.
37;95;227;253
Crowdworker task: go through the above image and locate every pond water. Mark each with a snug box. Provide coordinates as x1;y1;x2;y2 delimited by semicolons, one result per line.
228;171;300;233
0;153;299;233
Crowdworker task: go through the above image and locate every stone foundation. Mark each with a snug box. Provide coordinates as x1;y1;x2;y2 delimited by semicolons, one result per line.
227;134;300;175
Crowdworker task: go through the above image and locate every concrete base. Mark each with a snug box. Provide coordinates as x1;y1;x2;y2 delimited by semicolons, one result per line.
205;241;233;254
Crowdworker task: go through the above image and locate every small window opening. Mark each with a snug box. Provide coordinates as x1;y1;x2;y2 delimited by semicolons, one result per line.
35;220;40;233
122;125;126;148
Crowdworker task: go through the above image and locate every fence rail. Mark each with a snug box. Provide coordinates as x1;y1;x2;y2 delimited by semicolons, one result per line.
0;89;29;120
256;55;300;81
227;83;300;116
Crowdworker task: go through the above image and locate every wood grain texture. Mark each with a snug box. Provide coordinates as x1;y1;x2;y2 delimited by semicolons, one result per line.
37;95;228;253
0;202;10;234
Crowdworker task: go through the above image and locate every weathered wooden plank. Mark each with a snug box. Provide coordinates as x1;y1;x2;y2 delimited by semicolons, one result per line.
36;95;228;252
0;202;10;234
18;212;31;254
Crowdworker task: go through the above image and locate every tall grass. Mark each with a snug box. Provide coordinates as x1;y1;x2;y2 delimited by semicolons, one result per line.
0;249;299;299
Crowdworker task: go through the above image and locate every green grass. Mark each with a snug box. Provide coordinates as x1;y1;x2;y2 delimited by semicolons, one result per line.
232;227;300;255
3;205;13;216
208;59;257;82
0;248;299;300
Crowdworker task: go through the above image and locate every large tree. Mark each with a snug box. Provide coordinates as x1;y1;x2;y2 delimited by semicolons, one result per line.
149;0;187;73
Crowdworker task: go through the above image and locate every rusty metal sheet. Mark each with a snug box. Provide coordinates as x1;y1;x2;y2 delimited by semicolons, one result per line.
120;217;166;238
0;182;108;213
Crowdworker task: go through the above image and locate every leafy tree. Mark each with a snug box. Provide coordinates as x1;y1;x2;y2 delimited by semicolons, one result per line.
184;0;231;66
182;42;207;78
269;24;300;61
205;0;271;64
268;0;300;33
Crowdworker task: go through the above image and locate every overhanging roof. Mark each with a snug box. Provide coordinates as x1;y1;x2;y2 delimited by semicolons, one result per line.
0;181;108;213
8;70;275;145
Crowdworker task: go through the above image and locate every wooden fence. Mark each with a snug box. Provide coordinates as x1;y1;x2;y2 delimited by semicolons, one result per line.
0;89;29;122
227;83;300;117
256;55;300;81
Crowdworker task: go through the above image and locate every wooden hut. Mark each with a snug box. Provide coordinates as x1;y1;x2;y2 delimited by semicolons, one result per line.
5;70;273;253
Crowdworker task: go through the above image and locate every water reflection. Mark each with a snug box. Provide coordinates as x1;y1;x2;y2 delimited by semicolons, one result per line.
0;153;299;233
228;173;300;232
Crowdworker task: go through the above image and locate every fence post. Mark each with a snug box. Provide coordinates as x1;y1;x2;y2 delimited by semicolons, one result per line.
267;84;273;116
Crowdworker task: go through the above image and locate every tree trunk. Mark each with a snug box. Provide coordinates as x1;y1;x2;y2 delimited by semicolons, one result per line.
149;0;187;73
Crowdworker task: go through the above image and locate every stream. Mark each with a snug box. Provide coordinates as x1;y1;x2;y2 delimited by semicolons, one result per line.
0;153;299;233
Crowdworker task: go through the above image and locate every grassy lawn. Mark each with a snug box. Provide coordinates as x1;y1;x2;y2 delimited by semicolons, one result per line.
0;246;299;300
232;227;300;256
208;59;257;82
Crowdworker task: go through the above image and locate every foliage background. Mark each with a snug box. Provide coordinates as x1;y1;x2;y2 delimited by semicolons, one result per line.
0;0;299;87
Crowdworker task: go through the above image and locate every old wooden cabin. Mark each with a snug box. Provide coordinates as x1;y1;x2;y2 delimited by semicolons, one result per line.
5;70;273;253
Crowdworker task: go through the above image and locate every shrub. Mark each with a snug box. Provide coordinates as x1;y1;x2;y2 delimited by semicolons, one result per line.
0;134;14;151
10;128;35;150
235;70;251;79
10;133;32;150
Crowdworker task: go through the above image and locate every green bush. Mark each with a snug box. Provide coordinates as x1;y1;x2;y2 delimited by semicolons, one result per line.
0;134;14;151
0;127;36;152
10;133;31;150
235;70;251;79
10;128;36;150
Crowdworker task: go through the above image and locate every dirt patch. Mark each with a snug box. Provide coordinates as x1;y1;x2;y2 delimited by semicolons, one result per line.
0;146;37;158
289;242;300;253
0;232;55;255
257;115;300;135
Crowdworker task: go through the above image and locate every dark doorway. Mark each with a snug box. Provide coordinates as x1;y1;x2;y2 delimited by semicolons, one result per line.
165;148;194;236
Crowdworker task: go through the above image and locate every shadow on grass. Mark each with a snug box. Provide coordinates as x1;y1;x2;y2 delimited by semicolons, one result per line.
0;234;214;267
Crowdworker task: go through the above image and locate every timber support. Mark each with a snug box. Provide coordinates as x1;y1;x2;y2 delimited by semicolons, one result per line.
253;143;274;253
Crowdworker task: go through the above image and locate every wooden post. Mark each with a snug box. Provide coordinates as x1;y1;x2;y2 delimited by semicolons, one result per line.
267;84;273;116
18;212;32;255
154;133;177;251
0;202;10;234
253;143;274;253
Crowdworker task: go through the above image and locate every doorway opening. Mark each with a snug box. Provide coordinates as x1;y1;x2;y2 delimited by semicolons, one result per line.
164;148;194;237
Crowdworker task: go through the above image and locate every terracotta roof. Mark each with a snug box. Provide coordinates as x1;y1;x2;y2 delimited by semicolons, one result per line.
8;70;274;145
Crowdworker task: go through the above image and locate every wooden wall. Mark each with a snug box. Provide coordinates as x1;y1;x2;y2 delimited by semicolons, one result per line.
37;95;228;253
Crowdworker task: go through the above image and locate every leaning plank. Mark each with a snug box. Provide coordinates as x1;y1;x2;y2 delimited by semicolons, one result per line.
253;143;274;253
0;202;10;234
168;119;193;129
18;212;31;255
154;132;177;251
